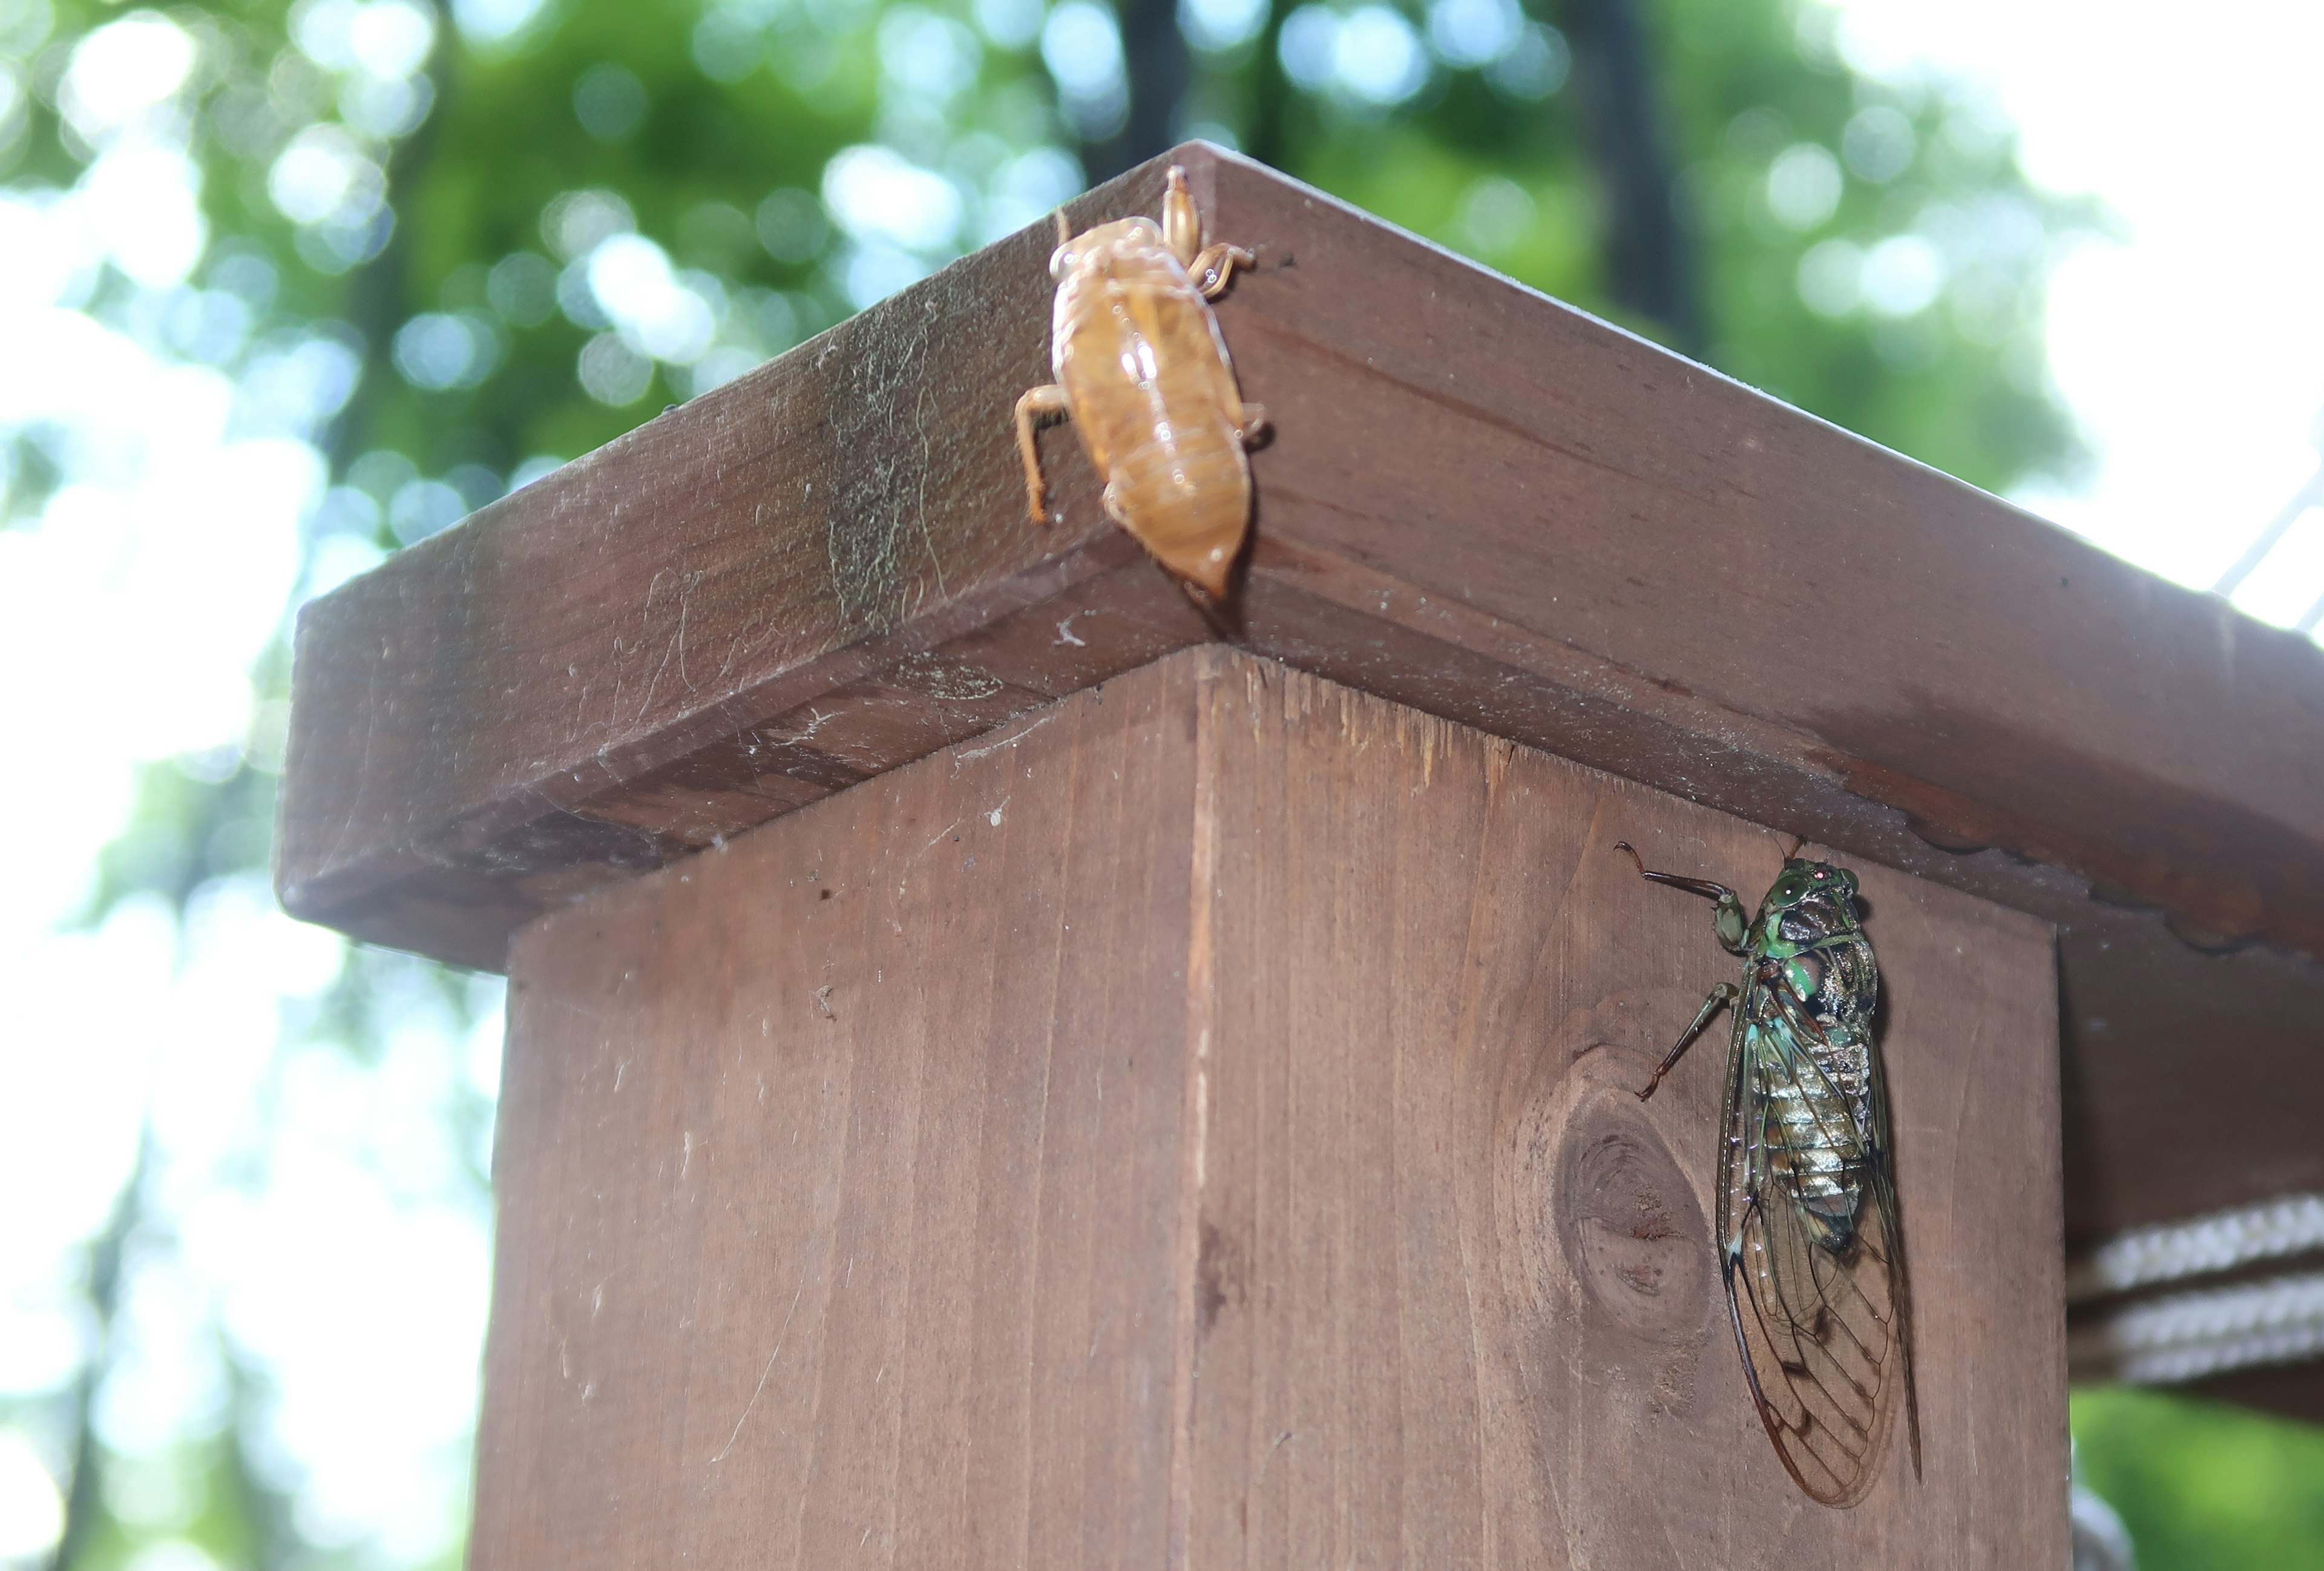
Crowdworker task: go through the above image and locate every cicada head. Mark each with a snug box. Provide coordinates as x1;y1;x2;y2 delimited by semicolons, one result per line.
1758;858;1863;945
1051;216;1167;282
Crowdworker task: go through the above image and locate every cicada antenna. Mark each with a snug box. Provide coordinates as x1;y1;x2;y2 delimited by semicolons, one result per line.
1613;841;1738;905
1054;208;1071;245
1781;833;1805;863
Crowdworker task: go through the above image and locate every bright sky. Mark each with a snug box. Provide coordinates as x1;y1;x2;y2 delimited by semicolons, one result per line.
1;0;2320;1565
1833;0;2324;625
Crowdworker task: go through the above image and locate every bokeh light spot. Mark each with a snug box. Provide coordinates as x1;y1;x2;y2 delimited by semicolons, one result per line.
1766;142;1842;231
879;7;981;104
485;251;557;327
577;333;652;406
1334;5;1428;105
1454;174;1534;257
1427;0;1519;69
572;62;645;141
0;1433;63;1558
821;144;962;254
387;478;467;543
61;13;195;140
1862;233;1944;316
1181;0;1267;54
268;125;385;229
1796;237;1863;317
755;187;828;264
1843;104;1916;183
585;233;717;363
1482;21;1564;98
391;312;499;390
347;0;437;78
1042;1;1127;138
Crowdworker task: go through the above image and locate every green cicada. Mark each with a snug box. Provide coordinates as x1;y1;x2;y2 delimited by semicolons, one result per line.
1617;840;1922;1507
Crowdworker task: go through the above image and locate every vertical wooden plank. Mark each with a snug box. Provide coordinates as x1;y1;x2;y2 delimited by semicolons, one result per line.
471;659;1207;1570
1186;656;2064;1569
470;646;2064;1569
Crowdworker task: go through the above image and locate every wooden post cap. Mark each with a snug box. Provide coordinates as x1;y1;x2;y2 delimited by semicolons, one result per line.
279;143;2324;1255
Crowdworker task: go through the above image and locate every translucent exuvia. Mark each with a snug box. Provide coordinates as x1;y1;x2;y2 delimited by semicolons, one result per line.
1014;165;1265;599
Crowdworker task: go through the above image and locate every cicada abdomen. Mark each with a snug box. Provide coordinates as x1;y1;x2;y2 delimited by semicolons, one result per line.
1013;165;1266;599
1619;841;1921;1508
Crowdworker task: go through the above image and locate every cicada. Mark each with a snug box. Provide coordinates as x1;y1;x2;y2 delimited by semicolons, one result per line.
1013;165;1265;600
1617;839;1921;1507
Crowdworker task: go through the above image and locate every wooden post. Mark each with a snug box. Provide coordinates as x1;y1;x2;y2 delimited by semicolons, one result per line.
277;144;2324;1555
275;147;2324;1256
470;650;2061;1567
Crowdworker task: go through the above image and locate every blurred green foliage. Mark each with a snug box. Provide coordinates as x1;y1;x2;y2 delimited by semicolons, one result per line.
1244;0;2096;490
2076;1386;2324;1571
318;0;2102;495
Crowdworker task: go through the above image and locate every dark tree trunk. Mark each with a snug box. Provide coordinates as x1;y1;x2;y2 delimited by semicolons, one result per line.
1244;0;1294;174
1558;0;1704;355
1085;0;1192;180
47;1141;146;1571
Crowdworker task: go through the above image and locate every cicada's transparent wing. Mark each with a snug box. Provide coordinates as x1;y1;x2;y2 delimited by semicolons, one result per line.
1866;1029;1923;1481
1718;1011;1914;1508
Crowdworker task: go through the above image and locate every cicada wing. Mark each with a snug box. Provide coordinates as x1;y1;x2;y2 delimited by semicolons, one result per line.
1866;1036;1923;1483
1719;1017;1913;1508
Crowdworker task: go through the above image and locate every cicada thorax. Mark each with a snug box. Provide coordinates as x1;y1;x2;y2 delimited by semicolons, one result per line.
1051;219;1252;597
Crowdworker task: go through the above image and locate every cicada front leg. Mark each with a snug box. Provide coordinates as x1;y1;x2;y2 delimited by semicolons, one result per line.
1615;840;1750;954
1161;165;1203;263
1189;242;1254;299
1013;383;1072;524
1162;165;1255;299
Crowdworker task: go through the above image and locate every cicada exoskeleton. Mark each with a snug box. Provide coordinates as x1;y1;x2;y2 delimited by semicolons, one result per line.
1618;839;1922;1507
1013;165;1265;600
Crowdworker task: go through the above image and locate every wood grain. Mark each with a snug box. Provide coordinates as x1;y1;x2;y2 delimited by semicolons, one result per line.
1185;652;2062;1567
479;651;1203;1570
278;143;2324;1250
274;141;2324;970
476;648;2065;1568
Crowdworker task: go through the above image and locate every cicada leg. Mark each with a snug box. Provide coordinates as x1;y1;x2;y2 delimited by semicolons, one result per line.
1163;165;1255;297
1189;243;1255;298
1614;840;1750;955
1235;403;1268;443
1013;383;1072;524
1162;165;1201;265
1638;983;1739;1102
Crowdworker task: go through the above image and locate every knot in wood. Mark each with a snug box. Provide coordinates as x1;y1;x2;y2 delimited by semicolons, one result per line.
1557;1111;1710;1349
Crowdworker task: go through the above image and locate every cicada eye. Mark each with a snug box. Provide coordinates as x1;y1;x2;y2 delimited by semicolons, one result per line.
1048;245;1075;280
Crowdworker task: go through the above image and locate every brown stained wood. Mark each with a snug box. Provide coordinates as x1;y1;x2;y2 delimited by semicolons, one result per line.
280;145;2324;1250
1186;653;2063;1566
476;649;2066;1568
2194;1356;2324;1431
479;651;1204;1570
